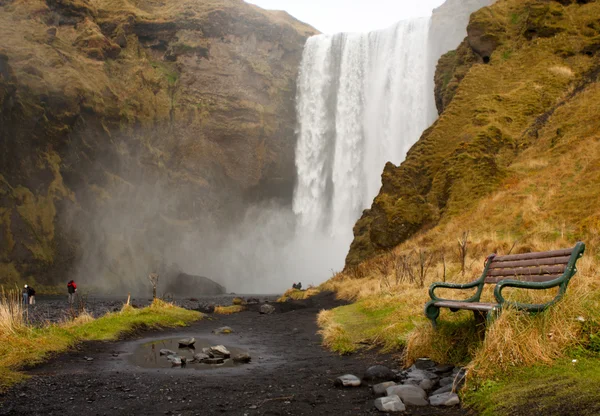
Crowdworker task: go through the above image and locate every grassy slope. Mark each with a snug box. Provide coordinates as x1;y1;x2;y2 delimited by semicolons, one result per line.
319;0;600;413
0;300;200;390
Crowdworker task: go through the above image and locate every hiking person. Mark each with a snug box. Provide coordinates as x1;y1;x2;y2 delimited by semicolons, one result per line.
27;285;36;305
296;282;302;290
67;280;77;305
22;285;29;305
292;282;298;290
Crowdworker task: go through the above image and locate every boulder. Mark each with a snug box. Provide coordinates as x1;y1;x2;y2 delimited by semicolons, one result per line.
165;273;226;297
429;392;460;407
159;349;176;356
334;374;361;387
167;355;182;366
198;303;215;314
260;304;276;315
374;395;405;413
385;385;428;406
431;384;453;396
363;365;396;383
432;364;454;374
373;381;396;396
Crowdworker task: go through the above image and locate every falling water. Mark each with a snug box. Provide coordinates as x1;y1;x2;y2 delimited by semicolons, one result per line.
294;18;437;244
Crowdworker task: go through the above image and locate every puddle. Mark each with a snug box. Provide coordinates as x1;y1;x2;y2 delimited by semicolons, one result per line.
130;338;250;370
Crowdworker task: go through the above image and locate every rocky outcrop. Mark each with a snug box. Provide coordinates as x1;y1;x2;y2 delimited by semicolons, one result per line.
0;0;316;288
346;0;600;267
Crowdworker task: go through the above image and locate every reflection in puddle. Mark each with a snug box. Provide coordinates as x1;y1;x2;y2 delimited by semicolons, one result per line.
130;338;249;370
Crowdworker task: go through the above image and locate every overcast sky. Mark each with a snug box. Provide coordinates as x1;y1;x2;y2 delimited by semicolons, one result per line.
245;0;448;34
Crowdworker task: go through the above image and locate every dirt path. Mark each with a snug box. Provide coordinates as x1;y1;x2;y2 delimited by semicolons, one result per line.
0;293;470;416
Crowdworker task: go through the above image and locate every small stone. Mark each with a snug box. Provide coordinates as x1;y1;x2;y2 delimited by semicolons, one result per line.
84;357;94;361
202;347;214;357
198;303;215;314
419;378;435;391
334;374;361;387
178;337;195;347
431;384;453;396
233;353;251;363
193;353;210;363
167;355;182;366
432;364;454;374
160;349;177;356
374;395;405;412
373;381;396;395
209;345;231;358
363;365;396;383
260;304;276;315
212;326;234;334
414;358;436;370
439;376;454;386
386;385;428;406
429;392;460;407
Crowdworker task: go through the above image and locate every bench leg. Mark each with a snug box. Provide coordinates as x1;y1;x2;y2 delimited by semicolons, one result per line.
424;302;440;330
473;310;487;327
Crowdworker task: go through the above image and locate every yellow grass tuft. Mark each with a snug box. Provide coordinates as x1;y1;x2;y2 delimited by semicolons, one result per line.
214;305;245;315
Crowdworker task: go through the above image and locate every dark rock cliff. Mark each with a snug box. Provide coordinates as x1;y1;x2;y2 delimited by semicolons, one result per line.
0;0;316;287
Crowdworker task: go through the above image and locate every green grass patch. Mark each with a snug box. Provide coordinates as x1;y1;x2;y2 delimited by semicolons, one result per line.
0;300;200;390
465;356;600;416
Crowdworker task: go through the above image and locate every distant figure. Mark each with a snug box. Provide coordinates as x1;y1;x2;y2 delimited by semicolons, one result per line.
296;282;302;290
22;285;29;306
27;286;36;305
292;283;298;289
67;280;77;305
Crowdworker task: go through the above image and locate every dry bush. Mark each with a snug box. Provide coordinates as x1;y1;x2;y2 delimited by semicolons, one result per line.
0;288;25;336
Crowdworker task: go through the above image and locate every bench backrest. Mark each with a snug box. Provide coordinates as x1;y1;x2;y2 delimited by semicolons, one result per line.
484;243;584;284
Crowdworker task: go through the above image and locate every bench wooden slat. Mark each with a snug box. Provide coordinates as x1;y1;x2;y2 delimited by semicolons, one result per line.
486;264;566;277
485;273;564;284
433;301;496;311
493;248;573;262
488;256;571;269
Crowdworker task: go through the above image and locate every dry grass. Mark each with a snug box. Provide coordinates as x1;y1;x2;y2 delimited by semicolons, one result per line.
277;287;320;302
0;289;26;335
214;305;245;315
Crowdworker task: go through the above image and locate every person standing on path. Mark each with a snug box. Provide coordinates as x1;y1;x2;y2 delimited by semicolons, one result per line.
22;285;29;306
27;286;36;305
67;280;77;305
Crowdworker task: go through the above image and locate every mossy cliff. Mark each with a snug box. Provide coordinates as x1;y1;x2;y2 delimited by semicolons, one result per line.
0;0;316;286
347;0;600;267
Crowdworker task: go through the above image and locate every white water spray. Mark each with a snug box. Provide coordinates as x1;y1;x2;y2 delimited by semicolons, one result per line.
293;18;437;267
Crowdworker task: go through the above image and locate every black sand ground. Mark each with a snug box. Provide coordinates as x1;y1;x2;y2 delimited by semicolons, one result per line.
0;293;470;416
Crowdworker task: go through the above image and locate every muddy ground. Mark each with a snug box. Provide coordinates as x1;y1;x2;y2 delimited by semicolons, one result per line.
0;293;470;416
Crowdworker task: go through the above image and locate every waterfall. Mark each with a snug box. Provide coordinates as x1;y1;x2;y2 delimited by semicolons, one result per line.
293;18;436;246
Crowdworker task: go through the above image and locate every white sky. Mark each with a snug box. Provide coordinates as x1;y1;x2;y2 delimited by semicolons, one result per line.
245;0;448;34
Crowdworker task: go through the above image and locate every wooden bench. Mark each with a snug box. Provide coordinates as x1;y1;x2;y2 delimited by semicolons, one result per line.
424;242;586;328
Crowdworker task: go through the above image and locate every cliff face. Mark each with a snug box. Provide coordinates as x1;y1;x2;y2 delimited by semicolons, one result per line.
0;0;316;287
346;0;600;267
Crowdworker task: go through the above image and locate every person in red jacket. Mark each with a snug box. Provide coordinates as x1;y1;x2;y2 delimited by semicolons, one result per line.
67;280;77;305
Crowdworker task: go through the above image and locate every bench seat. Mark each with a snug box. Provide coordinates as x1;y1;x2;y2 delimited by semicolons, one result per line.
424;242;586;328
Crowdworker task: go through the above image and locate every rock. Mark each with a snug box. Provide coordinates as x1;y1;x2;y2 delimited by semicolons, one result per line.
260;304;276;315
193;353;210;362
202;348;214;357
374;395;406;413
439;376;454;387
167;355;182;366
363;365;396;383
404;369;438;383
414;358;436;370
334;374;361;387
178;337;195;348
165;273;226;297
419;378;435;391
212;326;234;334
246;297;260;305
429;392;460;407
433;364;455;374
373;381;396;395
386;385;428;406
209;345;231;358
232;353;251;363
431;384;453;396
203;357;225;365
160;349;177;356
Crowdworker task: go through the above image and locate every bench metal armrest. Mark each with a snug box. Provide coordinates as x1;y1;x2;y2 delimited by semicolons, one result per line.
429;278;485;302
493;275;568;312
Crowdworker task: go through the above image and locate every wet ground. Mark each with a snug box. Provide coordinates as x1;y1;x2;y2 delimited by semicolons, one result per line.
1;293;470;416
